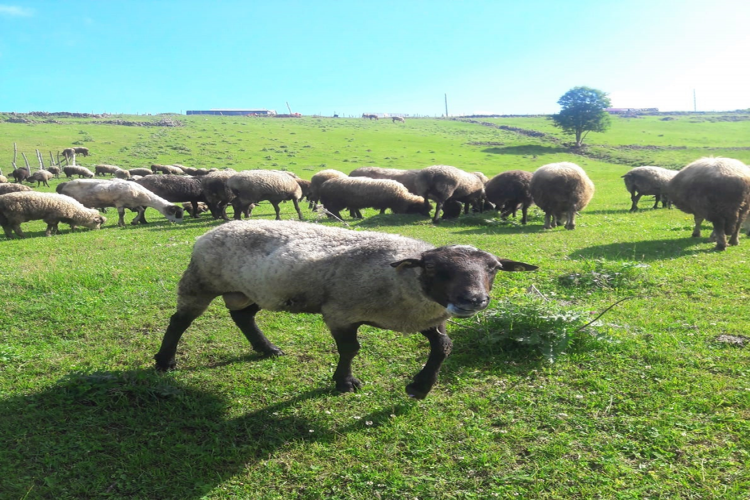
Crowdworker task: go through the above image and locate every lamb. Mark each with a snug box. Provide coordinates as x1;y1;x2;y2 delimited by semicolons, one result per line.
46;165;62;179
413;165;486;223
666;157;750;250
309;169;347;209
57;179;185;227
151;164;184;175
26;169;54;187
114;169;132;180
349;166;422;195
319;177;432;219
530;162;595;230
11;167;31;183
128;168;153;177
0;184;33;195
134;175;206;220
227;170;304;220
622;166;677;212
95;164;124;177
485;170;534;225
0;191;105;238
63;166;95;179
153;220;537;398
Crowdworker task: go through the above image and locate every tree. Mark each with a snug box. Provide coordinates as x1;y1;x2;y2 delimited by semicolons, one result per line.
551;86;611;147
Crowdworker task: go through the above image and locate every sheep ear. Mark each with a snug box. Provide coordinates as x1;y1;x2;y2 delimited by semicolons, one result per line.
497;259;538;272
390;258;423;271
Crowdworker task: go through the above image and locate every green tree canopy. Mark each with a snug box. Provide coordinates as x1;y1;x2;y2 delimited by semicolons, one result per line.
551;86;612;147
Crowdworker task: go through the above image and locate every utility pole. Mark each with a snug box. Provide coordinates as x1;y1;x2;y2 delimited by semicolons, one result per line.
286;102;293;115
444;93;449;117
693;89;697;112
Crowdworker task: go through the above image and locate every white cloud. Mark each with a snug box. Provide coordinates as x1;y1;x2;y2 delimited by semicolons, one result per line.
0;5;33;17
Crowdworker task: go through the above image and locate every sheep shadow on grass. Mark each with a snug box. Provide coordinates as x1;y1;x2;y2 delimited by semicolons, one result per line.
569;236;720;262
0;369;411;499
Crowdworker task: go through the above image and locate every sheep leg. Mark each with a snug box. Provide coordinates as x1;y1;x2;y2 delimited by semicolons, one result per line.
728;216;742;246
712;220;728;250
232;199;244;220
228;303;284;356
565;211;576;230
271;202;282;220
1;224;13;239
652;194;660;209
433;201;444;223
11;224;25;238
521;204;529;225
190;201;200;218
117;208;127;227
692;216;704;238
138;208;149;224
154;296;215;370
292;198;303;220
330;324;362;393
406;324;452;400
543;213;552;229
630;192;642;212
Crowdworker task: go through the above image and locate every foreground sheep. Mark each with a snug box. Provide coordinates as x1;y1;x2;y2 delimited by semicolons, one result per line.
57;179;184;226
622;166;677;211
154;221;537;398
485;170;534;225
414;165;485;223
0;191;105;238
667;157;750;250
530;162;594;230
63;166;95;179
319;177;431;219
227;170;303;220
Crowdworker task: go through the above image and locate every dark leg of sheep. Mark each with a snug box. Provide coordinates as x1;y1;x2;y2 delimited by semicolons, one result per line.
138;208;149;224
117;208;127;227
190;201;200;218
521;203;529;225
630;191;642;212
433;201;444;224
692;216;704;238
652;194;660;209
406;324;452;400
712;219;728;250
728;215;742;246
271;202;282;220
154;311;203;370
232;199;244;220
330;324;362;393
543;213;552;229
292;198;303;220
565;211;576;230
229;304;284;356
1;225;12;239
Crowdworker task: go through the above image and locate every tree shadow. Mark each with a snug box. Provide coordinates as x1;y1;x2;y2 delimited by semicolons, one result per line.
481;145;567;156
569;236;719;261
1;369;412;499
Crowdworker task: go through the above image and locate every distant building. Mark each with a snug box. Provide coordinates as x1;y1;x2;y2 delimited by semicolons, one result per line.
605;108;659;115
186;109;277;116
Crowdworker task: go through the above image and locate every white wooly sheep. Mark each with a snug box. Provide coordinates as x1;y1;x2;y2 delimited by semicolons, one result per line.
95;164;124;177
63;166;95;179
0;191;105;238
413;165;486;223
349;166;421;195
622;166;677;211
227;170;303;220
0;184;33;195
153;220;537;398
667;157;750;250
56;179;185;227
26;170;54;187
530;162;595;230
47;165;62;178
319;177;431;219
0;174;8;184
128;168;153;177
309;169;347;209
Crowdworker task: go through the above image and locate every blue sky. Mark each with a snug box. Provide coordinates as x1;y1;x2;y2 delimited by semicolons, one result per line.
1;1;749;116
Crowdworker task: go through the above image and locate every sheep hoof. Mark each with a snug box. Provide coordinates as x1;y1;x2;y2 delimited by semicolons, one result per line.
405;382;430;400
154;355;176;371
260;346;285;357
335;377;362;393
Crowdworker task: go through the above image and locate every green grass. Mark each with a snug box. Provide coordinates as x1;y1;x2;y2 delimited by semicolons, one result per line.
1;114;749;499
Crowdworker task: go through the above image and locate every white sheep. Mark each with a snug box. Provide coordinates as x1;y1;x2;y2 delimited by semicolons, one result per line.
0;184;33;195
349;166;421;195
26;170;54;187
151;164;184;175
622;166;677;211
0;191;105;238
153;220;537;398
63;166;95;179
319;176;431;219
95;164;124;177
128;168;153;177
227;170;303;220
56;179;185;227
530;162;595;230
413;165;486;222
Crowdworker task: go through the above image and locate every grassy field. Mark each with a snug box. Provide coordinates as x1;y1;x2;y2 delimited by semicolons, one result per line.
1;114;749;499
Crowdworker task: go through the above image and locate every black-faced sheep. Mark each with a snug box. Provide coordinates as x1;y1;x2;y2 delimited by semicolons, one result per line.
26;170;54;188
0;183;33;195
227;170;303;221
63;166;95;179
134;175;206;220
319;177;431;219
666;157;750;250
622;166;677;212
414;165;486;223
349;166;421;195
0;191;105;238
309;169;347;209
530;162;595;230
57;179;185;227
153;220;537;398
128;168;153;177
485;170;534;225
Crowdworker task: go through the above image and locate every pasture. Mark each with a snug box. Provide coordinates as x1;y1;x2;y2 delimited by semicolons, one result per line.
1;113;749;499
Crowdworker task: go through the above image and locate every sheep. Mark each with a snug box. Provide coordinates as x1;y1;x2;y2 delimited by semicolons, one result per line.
11;167;31;183
114;169;131;180
413;165;486;223
46;165;62;179
485;170;534;225
134;175;206;220
319;177;432;219
0;191;105;238
183;202;210;217
392;116;405;123
95;164;124;177
57;179;185;227
25;170;54;188
0;183;33;195
128;168;153;177
309;169;347;209
151;164;184;175
0;171;6;183
60;148;76;161
622;166;678;212
227;170;303;221
666;157;750;250
530;162;595;230
200;170;238;220
63;166;95;179
153;220;538;398
74;147;89;157
349;166;422;195
295;178;311;203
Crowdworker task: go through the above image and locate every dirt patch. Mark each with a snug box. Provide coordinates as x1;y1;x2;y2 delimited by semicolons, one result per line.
714;334;749;347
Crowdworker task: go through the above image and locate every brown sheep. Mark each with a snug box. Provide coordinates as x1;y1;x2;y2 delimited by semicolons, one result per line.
485;170;534;225
319;177;431;219
414;165;485;223
530;162;594;230
622;166;678;211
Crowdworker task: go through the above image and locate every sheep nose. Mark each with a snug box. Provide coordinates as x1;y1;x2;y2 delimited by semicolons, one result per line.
458;294;489;309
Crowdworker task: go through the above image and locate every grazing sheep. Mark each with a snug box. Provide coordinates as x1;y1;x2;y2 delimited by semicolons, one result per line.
74;147;89;157
485;170;534;225
63;166;95;179
309;169;347;209
153;220;538;398
26;170;54;187
530;162;595;230
227;170;304;221
414;165;486;223
200;170;239;220
392;116;405;123
319;177;431;219
57;179;184;227
135;175;206;220
349;166;422;195
114;169;132;180
0;183;33;195
60;148;76;161
151;164;184;175
666;157;750;250
128;168;153;177
295;178;311;203
46;165;62;179
622;166;678;212
11;167;31;183
95;164;123;177
362;113;379;120
0;191;105;238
